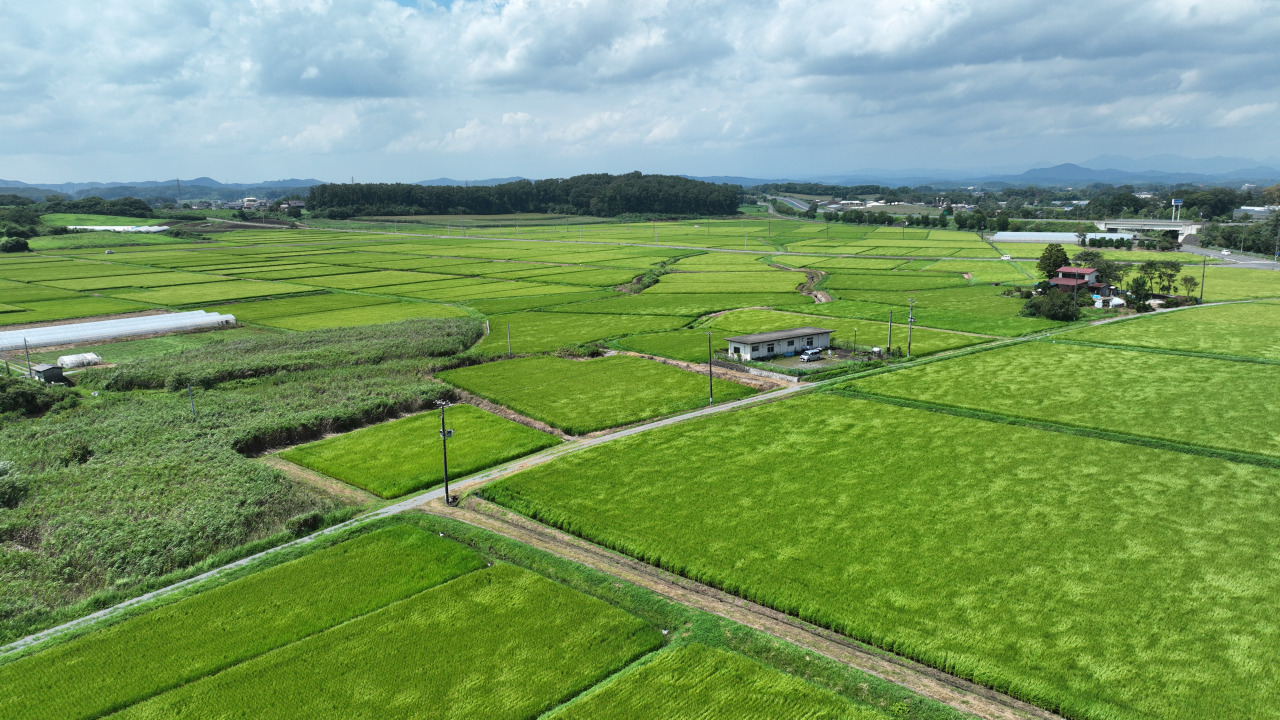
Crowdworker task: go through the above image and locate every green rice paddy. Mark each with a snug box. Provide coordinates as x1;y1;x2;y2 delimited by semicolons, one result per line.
475;312;694;354
0;526;485;720
111;563;662;720
850;341;1280;458
484;392;1280;720
438;355;755;434
550;643;882;720
1061;301;1280;360
279;405;558;498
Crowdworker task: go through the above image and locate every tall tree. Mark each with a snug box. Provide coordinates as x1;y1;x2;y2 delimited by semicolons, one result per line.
1180;275;1199;297
1037;243;1070;278
1070;249;1124;286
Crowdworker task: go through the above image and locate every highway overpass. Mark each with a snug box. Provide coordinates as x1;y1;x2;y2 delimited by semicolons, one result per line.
1094;219;1202;240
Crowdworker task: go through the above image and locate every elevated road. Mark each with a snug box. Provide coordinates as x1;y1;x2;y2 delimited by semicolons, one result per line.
1095;218;1201;239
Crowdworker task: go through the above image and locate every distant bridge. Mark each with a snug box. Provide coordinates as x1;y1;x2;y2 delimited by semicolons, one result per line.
1094;219;1202;240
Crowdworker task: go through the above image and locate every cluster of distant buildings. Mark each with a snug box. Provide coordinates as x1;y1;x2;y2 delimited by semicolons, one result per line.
1233;206;1275;220
218;197;306;212
812;199;926;213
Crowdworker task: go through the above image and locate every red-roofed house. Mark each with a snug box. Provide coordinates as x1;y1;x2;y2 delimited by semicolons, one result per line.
1050;266;1116;298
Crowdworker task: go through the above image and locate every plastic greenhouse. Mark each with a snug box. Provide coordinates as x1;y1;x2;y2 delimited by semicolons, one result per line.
0;311;237;351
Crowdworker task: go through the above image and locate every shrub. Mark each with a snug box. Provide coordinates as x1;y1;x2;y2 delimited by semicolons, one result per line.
1020;291;1081;321
0;375;74;415
285;510;324;536
0;237;30;252
59;439;94;466
555;342;605;358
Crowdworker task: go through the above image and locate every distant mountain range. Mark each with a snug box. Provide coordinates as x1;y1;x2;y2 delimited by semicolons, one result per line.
415;177;526;186
3;155;1277;200
0;177;326;193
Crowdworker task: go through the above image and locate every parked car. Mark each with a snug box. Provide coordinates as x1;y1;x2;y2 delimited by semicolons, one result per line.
799;349;823;362
1222;249;1232;255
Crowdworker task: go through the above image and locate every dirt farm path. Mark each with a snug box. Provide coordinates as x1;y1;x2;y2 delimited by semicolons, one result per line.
426;497;1062;720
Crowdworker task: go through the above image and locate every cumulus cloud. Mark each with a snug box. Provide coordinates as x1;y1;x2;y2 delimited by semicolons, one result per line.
0;0;1278;181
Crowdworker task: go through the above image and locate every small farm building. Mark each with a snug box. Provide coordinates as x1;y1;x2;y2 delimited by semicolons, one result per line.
1050;266;1115;297
725;327;833;361
29;364;66;384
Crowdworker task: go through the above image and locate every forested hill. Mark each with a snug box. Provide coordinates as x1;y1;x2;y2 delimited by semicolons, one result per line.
307;172;742;218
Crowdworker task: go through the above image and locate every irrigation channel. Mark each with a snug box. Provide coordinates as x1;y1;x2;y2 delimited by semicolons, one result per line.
2;272;1267;718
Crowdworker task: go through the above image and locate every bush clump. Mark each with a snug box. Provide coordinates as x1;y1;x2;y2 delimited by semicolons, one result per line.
0;237;30;253
1020;291;1081;322
0;375;76;416
285;510;324;536
82;317;484;391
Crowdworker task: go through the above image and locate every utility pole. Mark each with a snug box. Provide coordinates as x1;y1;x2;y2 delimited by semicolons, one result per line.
887;311;893;357
23;338;31;377
507;322;512;358
1199;257;1206;303
705;331;714;406
440;407;457;506
907;299;915;358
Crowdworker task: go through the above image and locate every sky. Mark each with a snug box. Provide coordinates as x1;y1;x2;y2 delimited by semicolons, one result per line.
2;0;1279;184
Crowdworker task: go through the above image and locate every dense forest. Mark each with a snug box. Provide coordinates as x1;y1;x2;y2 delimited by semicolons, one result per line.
306;172;742;218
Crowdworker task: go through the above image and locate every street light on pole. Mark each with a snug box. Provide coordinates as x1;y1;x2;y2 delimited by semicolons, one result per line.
705;331;714;406
439;406;457;506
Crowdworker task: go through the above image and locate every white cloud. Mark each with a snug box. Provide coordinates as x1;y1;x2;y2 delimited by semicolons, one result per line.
0;0;1278;181
1214;103;1278;127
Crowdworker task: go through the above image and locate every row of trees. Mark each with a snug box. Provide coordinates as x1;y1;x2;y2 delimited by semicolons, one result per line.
38;196;155;219
1201;213;1280;255
307;173;741;219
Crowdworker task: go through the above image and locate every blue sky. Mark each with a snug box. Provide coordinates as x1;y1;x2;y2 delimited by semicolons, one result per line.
2;0;1278;183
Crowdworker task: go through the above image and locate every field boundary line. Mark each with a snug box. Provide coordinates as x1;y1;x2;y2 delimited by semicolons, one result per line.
428;497;1062;720
829;389;1280;469
1042;338;1280;366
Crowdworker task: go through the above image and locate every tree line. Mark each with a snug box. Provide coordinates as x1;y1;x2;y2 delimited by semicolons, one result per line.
307;172;742;219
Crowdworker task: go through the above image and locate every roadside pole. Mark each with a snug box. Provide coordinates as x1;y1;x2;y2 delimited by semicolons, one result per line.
440;407;457;507
705;331;714;406
23;338;31;377
887;312;893;357
907;298;915;358
1199;257;1206;303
